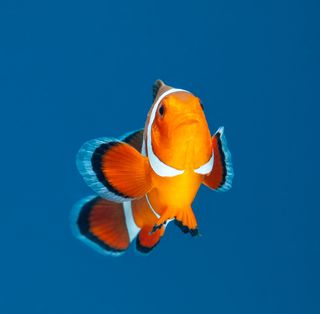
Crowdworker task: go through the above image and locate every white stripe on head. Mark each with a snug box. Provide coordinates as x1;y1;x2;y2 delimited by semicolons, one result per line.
147;88;189;177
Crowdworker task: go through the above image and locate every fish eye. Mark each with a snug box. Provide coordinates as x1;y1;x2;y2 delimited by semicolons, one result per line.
158;104;165;117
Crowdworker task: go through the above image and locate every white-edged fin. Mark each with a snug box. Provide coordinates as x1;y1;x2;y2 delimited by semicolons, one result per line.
216;127;234;192
123;201;140;242
70;195;124;257
202;126;234;192
76;137;129;203
194;154;214;175
147;88;188;177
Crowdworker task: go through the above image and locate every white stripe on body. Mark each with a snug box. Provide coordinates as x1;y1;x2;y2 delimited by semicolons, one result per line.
123;201;141;242
145;194;160;219
194;153;214;174
145;194;173;228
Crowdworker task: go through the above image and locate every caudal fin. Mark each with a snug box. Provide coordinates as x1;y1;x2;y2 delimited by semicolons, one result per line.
71;196;140;256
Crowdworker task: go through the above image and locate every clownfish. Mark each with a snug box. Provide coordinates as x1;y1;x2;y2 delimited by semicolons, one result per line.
71;80;234;255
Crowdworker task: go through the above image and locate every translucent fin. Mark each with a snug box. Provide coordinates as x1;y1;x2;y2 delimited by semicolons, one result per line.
203;127;234;191
76;138;152;202
71;196;140;256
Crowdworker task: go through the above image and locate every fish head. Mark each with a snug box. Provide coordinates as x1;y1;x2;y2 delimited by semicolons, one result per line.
147;80;212;171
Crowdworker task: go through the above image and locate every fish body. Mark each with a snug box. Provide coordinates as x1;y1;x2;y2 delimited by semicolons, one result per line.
72;80;234;255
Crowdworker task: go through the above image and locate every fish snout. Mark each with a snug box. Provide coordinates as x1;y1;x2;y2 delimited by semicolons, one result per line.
174;113;201;129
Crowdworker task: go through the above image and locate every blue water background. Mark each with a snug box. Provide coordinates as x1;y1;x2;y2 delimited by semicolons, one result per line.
0;1;319;313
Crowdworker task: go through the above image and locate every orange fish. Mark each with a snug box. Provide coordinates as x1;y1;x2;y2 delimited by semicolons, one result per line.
72;80;234;255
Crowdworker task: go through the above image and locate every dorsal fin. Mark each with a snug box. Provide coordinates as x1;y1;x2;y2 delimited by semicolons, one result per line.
152;79;165;100
120;129;144;152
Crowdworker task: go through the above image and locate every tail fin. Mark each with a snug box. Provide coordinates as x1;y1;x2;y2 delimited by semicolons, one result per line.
71;196;140;256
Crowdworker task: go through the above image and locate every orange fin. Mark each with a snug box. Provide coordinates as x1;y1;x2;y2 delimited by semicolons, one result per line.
71;196;140;256
136;225;165;254
120;129;144;152
174;207;199;237
152;207;199;237
77;138;152;202
203;127;234;191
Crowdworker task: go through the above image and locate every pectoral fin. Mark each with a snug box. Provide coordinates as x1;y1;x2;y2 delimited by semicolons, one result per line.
203;127;234;191
77;138;152;202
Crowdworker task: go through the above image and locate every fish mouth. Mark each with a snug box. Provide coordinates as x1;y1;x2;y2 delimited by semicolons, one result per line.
175;114;201;128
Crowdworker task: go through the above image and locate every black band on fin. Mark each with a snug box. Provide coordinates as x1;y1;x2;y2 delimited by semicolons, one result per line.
216;132;227;187
203;127;234;192
136;236;159;254
121;129;144;152
91;142;128;199
174;219;199;237
76;196;126;254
